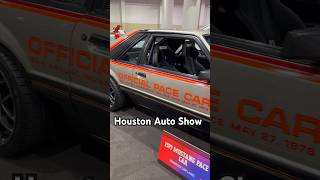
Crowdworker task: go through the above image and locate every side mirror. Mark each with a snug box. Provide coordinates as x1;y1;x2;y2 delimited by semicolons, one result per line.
282;27;320;62
198;70;210;82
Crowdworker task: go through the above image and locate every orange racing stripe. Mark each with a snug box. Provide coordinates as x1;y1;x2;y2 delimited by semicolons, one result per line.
110;60;210;86
212;45;320;84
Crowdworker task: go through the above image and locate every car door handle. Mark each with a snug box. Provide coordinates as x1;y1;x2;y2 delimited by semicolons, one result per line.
136;72;146;78
87;34;108;56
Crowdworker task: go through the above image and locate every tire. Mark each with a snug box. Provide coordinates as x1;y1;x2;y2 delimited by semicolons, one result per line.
110;77;126;111
0;48;45;156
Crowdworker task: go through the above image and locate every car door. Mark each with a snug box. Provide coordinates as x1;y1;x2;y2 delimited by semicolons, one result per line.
110;32;149;93
70;0;108;106
69;0;108;138
2;0;87;97
212;20;320;180
133;33;210;121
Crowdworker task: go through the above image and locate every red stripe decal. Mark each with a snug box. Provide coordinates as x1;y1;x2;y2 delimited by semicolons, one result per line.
212;44;320;74
111;60;210;86
3;0;109;27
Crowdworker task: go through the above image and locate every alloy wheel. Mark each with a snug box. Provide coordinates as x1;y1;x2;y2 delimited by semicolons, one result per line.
0;71;15;146
109;83;115;108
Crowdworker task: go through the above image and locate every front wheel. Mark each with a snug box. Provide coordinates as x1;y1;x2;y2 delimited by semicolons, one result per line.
110;78;126;111
0;48;45;156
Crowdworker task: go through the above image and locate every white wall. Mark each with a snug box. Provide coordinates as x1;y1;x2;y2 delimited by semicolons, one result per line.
199;0;210;27
110;0;210;29
110;0;121;23
173;4;183;26
125;3;160;24
111;0;160;24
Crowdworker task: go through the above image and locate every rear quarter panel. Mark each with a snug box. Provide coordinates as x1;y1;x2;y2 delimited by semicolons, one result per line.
0;1;30;70
212;44;320;177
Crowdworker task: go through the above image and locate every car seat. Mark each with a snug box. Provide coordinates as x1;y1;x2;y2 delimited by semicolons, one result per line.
152;44;178;71
151;44;160;66
183;42;206;75
235;0;306;45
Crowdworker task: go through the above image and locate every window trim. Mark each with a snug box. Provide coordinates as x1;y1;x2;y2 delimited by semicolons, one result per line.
112;33;150;65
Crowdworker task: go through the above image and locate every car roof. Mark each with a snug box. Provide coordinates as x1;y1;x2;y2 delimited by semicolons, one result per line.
142;29;209;36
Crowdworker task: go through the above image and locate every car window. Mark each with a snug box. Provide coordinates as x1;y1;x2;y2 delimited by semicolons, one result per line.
119;37;146;64
147;37;209;76
212;0;320;47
